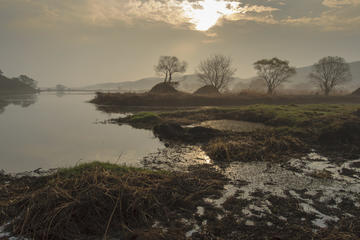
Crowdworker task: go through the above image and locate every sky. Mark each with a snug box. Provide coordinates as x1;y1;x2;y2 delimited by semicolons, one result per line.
0;0;359;88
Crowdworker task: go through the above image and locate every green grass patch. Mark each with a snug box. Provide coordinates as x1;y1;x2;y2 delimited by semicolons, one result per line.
57;161;160;178
130;112;160;122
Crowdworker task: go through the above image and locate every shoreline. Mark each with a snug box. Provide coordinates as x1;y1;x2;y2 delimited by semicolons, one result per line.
91;92;360;107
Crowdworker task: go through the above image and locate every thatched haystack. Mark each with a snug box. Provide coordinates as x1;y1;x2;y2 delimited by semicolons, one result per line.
352;88;360;95
193;85;220;95
149;82;178;94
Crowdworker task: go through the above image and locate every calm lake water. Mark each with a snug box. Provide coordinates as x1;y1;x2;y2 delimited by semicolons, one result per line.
0;92;163;173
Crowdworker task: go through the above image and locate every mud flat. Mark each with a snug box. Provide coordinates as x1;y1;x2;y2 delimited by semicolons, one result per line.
139;147;360;239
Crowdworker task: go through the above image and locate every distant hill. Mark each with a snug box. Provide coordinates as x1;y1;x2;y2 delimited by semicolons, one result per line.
82;61;360;93
0;75;37;93
82;74;246;93
82;77;162;92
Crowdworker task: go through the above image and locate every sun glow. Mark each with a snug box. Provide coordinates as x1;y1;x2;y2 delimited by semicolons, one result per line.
181;0;242;31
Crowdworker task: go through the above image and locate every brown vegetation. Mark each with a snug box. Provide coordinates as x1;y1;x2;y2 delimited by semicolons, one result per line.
110;104;360;163
193;85;220;95
0;162;225;240
149;82;179;94
153;123;225;143
206;131;305;163
91;91;360;107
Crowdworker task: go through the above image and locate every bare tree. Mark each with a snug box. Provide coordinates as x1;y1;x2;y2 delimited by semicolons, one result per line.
309;56;352;96
154;56;187;83
253;58;296;95
197;54;236;91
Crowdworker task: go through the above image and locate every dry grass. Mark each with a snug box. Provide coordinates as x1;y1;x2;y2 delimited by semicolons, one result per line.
113;104;360;161
91;91;360;107
205;131;306;163
0;162;226;240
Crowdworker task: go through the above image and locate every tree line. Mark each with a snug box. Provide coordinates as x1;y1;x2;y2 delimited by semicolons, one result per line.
0;70;38;89
154;55;353;96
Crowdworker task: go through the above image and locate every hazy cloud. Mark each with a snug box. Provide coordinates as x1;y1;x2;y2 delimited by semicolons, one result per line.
0;0;278;31
0;0;359;87
87;0;278;31
283;0;360;31
322;0;360;8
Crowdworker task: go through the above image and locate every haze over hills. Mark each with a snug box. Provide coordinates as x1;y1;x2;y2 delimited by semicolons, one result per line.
82;61;360;93
287;61;360;91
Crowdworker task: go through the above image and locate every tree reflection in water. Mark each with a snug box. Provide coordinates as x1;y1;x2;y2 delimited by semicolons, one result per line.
0;93;38;114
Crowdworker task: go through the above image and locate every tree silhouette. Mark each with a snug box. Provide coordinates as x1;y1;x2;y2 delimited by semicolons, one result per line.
197;54;236;91
154;56;187;83
254;58;296;95
309;56;352;96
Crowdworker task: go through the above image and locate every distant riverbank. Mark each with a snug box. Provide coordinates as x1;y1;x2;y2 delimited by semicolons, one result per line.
91;91;360;108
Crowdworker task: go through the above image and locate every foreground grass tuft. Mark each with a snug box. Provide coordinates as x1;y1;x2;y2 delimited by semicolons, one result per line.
0;162;225;240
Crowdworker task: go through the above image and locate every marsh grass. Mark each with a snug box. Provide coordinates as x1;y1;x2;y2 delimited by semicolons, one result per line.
116;104;360;162
205;131;306;162
0;162;226;240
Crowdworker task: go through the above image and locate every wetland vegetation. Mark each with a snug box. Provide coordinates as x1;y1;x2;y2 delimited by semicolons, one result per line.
3;99;360;240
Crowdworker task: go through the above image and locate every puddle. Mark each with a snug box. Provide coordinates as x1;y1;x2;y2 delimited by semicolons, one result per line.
141;147;360;231
142;145;212;171
204;152;360;230
188;120;267;133
289;154;360;183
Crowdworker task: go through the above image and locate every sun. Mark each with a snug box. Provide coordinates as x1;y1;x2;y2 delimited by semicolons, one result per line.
181;0;242;31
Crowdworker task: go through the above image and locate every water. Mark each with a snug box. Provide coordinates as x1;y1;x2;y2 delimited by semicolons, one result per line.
0;92;163;173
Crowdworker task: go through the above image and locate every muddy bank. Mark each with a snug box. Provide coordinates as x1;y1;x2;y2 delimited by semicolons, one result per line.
203;152;360;239
1;151;360;239
143;150;360;239
112;104;360;161
153;123;226;143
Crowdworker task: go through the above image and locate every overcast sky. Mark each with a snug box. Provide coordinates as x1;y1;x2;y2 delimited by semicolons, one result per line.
0;0;359;87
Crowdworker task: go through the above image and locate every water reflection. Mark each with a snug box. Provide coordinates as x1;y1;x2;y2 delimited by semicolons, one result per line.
0;93;164;173
55;91;66;98
0;93;38;114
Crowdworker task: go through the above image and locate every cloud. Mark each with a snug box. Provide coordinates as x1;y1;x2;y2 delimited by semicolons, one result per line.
1;0;359;33
87;0;278;31
0;0;278;31
283;1;360;31
322;0;360;8
87;0;186;26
